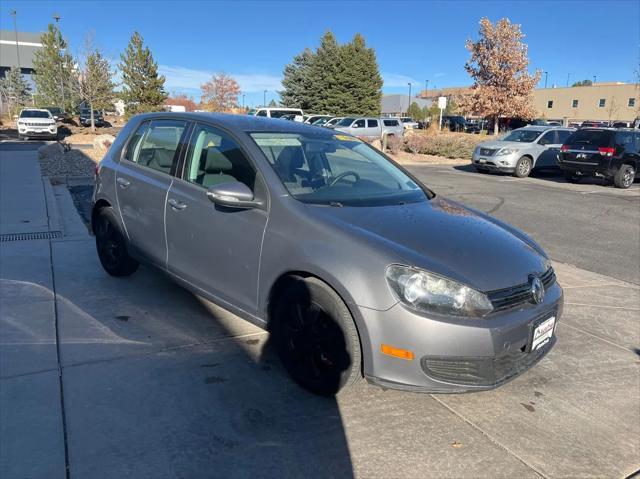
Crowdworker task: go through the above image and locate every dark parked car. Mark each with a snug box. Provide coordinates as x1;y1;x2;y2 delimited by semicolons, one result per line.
92;112;562;395
441;115;466;132
559;128;640;188
79;108;104;127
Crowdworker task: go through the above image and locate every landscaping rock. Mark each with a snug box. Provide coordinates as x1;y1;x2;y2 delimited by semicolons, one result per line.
37;142;65;160
93;134;115;152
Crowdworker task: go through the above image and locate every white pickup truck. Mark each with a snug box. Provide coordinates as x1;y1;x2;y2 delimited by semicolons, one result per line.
17;109;58;140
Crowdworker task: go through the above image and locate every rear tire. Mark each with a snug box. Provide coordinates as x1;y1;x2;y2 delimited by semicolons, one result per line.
94;207;139;277
613;164;635;189
514;156;532;178
272;276;362;396
563;170;579;183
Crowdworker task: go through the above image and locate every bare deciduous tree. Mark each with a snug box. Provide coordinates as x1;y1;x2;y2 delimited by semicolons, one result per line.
460;18;541;134
200;73;240;112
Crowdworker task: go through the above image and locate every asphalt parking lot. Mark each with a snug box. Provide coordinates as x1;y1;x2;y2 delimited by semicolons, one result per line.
1;143;639;479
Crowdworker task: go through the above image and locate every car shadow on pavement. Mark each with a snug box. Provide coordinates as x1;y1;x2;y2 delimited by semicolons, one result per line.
47;235;356;478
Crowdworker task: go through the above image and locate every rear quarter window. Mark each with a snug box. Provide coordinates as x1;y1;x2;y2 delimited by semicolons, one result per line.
383;120;399;126
566;129;613;148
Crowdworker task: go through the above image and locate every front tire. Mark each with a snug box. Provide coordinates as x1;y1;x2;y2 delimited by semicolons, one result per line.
94;207;139;277
272;276;362;396
514;156;532;178
613;164;635;189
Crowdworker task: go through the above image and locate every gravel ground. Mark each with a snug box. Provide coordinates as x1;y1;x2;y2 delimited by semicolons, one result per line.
38;146;103;178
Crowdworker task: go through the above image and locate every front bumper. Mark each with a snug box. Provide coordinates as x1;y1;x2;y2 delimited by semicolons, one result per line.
472;152;517;173
18;127;57;138
360;282;563;393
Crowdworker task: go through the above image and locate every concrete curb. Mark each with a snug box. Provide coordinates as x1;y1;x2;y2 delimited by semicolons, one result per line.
41;176;63;235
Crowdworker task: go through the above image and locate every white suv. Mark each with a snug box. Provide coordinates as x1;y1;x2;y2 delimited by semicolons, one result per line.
17;109;58;140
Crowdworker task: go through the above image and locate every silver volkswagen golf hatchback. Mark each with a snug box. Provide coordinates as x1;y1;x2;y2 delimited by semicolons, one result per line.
92;113;563;395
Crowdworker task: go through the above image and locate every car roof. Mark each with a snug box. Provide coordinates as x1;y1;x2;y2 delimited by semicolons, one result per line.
132;112;337;136
520;125;573;131
21;108;50;112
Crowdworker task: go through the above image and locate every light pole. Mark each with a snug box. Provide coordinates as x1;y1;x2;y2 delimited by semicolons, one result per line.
544;71;548;89
566;73;571;87
425;79;429;98
242;94;245;110
263;90;267;107
407;82;412;115
11;10;20;73
592;75;596;85
53;14;65;110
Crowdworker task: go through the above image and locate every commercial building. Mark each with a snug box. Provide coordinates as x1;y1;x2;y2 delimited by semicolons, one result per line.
418;82;639;124
0;30;43;83
533;83;638;124
381;94;432;116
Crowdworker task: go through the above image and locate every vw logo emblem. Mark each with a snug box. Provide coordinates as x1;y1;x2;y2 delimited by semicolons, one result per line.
529;275;545;304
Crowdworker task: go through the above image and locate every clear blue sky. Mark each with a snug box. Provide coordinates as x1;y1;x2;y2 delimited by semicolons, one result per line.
2;0;638;106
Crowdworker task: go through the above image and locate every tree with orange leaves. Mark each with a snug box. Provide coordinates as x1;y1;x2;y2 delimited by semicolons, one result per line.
200;73;240;112
461;18;541;135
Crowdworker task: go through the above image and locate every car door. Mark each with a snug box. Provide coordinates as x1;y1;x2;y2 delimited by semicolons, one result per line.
533;130;560;169
366;119;381;138
165;122;269;314
350;118;366;136
115;119;189;267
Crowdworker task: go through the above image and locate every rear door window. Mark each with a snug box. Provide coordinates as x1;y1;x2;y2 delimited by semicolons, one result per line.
131;120;188;175
538;131;556;145
614;131;635;152
367;119;379;128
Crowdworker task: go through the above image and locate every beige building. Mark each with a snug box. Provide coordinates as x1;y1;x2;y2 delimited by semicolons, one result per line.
534;83;638;123
419;82;639;124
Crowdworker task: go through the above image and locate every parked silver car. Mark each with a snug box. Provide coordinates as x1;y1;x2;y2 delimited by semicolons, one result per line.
334;117;404;139
472;126;575;177
92;113;562;395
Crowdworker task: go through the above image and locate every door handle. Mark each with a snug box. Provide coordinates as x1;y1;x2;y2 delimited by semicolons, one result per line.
116;177;131;188
168;198;188;211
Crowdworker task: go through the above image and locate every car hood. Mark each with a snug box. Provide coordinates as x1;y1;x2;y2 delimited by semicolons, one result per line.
478;140;531;150
310;197;548;292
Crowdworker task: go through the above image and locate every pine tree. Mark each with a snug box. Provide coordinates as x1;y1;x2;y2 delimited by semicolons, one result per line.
306;31;342;114
119;32;167;116
340;33;382;115
0;66;32;116
79;47;115;131
32;23;79;112
280;48;315;110
280;31;383;116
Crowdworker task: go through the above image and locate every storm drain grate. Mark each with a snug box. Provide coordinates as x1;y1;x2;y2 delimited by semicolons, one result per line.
0;231;63;242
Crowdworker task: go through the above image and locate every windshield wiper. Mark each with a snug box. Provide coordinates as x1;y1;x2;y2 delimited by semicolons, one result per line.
329;201;343;207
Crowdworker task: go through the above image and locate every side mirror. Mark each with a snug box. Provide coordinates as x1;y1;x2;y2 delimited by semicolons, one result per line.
206;182;261;209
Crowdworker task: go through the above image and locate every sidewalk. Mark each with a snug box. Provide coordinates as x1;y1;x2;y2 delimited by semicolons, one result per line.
0;146;67;478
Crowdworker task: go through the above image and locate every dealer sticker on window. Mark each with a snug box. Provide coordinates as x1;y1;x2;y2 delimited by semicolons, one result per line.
334;135;361;142
532;316;555;351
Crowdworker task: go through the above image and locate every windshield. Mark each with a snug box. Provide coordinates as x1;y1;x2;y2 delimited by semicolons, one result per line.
336;117;355;127
502;129;542;142
312;117;330;125
247;109;257;116
20;110;51;119
250;132;428;206
47;107;62;115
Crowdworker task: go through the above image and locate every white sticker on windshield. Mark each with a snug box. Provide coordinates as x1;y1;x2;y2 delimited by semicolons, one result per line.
254;138;302;147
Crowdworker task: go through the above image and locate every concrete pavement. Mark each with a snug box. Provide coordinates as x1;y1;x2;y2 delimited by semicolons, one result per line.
1;145;638;478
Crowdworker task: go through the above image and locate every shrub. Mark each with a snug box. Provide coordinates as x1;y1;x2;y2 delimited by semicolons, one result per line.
404;134;429;154
385;134;402;154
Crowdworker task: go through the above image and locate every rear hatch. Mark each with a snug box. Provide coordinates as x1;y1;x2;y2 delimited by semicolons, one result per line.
560;129;615;165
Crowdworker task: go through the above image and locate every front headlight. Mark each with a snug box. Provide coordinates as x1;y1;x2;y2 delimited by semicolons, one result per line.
496;148;518;156
385;265;493;318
